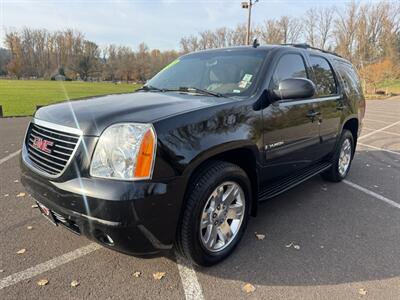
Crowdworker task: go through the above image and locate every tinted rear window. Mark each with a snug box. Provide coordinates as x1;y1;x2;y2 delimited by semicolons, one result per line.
310;55;337;96
335;61;362;96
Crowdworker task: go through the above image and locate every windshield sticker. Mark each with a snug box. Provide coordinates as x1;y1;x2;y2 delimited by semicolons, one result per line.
242;74;253;82
238;80;249;89
160;59;180;72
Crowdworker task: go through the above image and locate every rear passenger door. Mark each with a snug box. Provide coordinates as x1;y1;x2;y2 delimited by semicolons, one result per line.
262;52;321;181
308;55;342;157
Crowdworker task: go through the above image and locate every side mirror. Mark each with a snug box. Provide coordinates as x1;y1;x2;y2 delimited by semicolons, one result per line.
271;78;316;101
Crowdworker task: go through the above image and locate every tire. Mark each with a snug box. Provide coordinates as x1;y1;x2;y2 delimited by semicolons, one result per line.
176;161;251;266
321;129;355;182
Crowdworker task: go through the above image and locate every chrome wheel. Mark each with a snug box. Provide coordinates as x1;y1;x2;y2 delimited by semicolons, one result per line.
199;181;245;252
338;138;352;176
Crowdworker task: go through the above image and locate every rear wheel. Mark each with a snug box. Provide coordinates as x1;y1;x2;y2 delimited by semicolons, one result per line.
176;161;251;266
322;129;354;182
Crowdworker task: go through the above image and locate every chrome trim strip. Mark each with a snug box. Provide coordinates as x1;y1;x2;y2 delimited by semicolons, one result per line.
27;154;61;173
33;118;83;135
54;144;75;151
28;148;66;168
28;145;68;162
33;124;80;139
278;95;341;107
22;118;83;179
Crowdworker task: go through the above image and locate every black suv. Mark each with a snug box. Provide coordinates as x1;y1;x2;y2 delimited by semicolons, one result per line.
20;44;365;266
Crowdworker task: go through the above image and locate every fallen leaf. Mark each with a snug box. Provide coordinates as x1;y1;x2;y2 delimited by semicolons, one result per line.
16;248;26;254
242;283;256;293
153;272;166;280
27;226;33;230
293;245;300;250
255;233;266;240
16;192;26;198
31;204;38;208
70;280;80;287
132;271;141;278
358;288;367;296
37;279;49;286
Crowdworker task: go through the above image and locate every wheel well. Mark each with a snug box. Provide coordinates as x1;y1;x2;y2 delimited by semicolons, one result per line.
343;118;359;156
186;148;259;217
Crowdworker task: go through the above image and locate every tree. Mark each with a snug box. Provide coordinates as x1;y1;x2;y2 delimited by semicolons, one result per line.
0;48;11;76
71;40;100;81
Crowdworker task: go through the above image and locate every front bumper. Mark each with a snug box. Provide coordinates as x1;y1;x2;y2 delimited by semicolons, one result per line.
20;157;185;255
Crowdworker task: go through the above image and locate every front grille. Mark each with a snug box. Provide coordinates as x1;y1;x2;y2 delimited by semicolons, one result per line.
25;121;81;177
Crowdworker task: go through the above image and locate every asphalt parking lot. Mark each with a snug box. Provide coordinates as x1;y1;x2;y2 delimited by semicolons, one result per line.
0;98;399;300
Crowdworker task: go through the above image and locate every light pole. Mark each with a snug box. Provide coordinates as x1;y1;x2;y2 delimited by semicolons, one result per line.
242;0;258;45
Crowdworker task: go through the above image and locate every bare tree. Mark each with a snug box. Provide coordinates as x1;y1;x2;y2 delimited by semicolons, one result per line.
317;7;335;50
304;8;318;47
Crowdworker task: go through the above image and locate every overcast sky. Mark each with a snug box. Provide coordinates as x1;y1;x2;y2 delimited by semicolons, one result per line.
0;0;387;50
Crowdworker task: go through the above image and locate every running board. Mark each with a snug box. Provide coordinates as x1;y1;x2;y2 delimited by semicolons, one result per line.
258;162;332;201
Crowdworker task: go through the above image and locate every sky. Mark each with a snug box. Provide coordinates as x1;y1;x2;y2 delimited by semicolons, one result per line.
0;0;388;50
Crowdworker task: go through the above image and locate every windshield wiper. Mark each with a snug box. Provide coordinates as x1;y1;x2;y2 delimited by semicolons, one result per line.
177;87;225;98
137;85;164;92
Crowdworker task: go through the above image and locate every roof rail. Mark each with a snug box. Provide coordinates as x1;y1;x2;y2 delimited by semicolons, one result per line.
281;43;342;58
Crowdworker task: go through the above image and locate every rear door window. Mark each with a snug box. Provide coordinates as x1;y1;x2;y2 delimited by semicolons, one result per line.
335;61;362;96
270;53;308;90
309;56;337;96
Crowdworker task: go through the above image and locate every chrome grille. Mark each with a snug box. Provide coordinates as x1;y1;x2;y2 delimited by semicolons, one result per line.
25;121;81;177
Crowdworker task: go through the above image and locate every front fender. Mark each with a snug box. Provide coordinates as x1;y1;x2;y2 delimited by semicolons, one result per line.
153;101;263;180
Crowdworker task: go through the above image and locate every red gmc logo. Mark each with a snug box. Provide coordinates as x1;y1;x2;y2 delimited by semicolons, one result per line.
32;136;54;153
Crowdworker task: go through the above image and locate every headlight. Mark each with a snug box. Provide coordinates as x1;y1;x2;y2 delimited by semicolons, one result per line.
90;123;156;180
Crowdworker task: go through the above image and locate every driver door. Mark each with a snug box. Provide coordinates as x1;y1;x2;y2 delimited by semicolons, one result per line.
261;52;321;182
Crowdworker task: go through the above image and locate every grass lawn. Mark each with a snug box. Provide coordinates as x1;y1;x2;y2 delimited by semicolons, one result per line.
376;79;400;94
0;80;141;117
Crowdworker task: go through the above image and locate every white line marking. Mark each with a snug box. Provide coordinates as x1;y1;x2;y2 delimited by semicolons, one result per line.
359;120;400;140
358;142;400;156
380;130;400;137
364;118;392;124
0;243;101;290
175;252;204;300
0;150;21;166
344;180;400;209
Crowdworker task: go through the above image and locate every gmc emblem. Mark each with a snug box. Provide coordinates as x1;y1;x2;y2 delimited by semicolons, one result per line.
32;136;54;153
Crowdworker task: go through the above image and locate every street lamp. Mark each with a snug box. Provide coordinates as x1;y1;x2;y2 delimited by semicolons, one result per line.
242;0;259;45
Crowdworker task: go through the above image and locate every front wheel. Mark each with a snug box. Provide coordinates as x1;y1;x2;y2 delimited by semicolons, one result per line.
176;161;251;266
322;129;355;182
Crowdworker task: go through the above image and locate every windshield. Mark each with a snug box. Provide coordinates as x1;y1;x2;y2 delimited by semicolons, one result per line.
146;50;268;97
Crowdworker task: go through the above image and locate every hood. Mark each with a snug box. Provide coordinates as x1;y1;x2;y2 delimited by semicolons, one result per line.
34;92;231;136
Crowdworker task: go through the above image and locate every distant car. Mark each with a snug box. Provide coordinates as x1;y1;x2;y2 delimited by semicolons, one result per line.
20;44;365;266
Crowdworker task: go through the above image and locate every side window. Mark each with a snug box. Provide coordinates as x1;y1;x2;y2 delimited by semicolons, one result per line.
335;61;362;96
270;54;308;90
310;56;337;96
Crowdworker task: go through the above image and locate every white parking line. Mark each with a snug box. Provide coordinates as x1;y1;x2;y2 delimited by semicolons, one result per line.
359;120;400;140
364;118;392;124
0;243;101;290
344;180;400;209
358;142;400;156
175;252;204;300
0;150;21;166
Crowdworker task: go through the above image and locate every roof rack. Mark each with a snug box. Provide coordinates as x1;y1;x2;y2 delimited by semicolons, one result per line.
281;43;342;58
